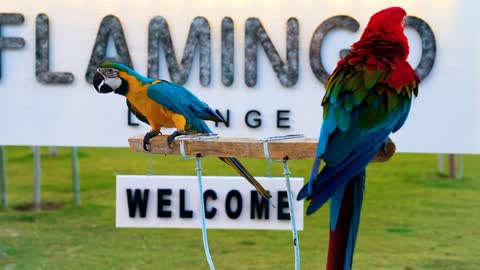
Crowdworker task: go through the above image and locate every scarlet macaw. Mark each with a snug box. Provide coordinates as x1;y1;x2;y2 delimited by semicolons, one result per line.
297;7;419;270
93;63;271;199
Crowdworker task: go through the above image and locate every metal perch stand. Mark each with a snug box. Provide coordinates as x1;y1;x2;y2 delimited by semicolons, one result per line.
128;134;396;269
176;134;220;270
260;134;304;270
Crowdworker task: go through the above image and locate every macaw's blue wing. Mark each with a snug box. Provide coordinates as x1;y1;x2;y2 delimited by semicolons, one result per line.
297;64;414;213
298;107;399;213
146;80;224;132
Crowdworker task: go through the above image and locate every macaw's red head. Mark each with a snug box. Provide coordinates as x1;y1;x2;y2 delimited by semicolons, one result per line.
353;7;409;61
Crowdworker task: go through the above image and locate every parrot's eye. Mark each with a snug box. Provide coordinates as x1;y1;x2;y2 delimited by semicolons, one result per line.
103;68;118;78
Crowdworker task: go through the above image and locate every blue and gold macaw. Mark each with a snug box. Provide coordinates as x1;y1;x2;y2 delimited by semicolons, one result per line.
297;7;420;270
93;62;271;199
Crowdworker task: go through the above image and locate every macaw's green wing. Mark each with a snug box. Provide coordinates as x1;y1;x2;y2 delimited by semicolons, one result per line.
146;81;224;123
127;100;149;125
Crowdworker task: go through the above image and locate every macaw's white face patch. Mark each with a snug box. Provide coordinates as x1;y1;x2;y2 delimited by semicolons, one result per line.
104;76;122;91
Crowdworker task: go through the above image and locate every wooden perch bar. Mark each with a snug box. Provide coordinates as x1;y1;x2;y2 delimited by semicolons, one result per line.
129;135;396;162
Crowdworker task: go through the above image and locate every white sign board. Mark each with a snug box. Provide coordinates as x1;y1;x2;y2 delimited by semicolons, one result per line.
0;1;478;153
116;175;304;230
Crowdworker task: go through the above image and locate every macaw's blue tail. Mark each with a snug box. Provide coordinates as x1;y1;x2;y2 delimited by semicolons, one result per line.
297;128;387;213
327;170;365;270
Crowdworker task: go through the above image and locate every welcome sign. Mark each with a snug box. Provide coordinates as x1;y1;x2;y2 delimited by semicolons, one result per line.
0;1;477;153
116;175;304;230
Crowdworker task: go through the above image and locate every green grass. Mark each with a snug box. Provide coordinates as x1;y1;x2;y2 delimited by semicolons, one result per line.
0;147;479;270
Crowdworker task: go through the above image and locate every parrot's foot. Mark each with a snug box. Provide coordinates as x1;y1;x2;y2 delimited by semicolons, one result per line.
143;130;161;152
167;130;192;149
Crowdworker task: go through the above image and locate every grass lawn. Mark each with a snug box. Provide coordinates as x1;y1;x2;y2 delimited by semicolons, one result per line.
0;146;479;270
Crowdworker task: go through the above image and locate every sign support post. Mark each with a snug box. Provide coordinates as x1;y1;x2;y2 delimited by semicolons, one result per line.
456;154;463;179
0;146;7;209
72;147;81;205
33;146;41;209
437;154;445;175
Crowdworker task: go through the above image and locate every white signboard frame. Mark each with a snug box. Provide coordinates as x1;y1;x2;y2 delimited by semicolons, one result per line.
0;1;478;153
116;175;304;230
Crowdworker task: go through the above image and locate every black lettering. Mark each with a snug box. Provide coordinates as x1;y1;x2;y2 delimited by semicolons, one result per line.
225;190;243;219
148;16;211;86
126;189;149;218
245;18;299;87
35;13;74;84
215;109;230;128
157;189;172;218
276;110;290;128
179;189;193;218
86;15;133;83
203;189;217;219
277;191;290;220
310;16;359;84
250;191;269;219
0;13;25;80
245;110;262;128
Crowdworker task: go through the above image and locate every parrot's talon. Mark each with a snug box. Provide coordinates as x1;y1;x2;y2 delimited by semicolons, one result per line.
167;130;192;148
143;130;161;152
143;141;150;152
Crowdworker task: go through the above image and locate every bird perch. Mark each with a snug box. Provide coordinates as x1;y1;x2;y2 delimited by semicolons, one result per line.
128;135;396;162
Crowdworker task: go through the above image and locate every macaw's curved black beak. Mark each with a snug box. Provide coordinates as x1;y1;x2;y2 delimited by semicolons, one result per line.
93;72;113;93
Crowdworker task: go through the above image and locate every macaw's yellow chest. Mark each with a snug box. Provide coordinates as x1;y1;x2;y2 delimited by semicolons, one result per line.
121;73;186;131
